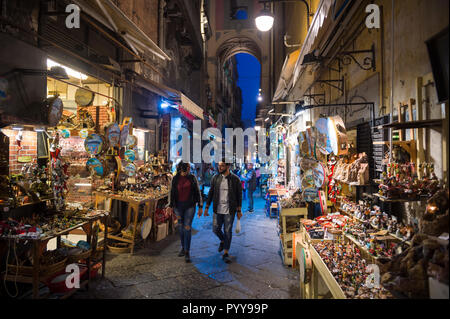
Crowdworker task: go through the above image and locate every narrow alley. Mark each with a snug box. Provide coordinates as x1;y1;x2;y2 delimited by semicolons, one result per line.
75;196;299;299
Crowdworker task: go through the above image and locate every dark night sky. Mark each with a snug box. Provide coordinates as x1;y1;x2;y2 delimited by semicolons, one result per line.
235;53;261;129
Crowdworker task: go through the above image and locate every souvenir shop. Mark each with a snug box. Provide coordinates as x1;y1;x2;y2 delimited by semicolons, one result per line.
0;56;174;299
267;106;448;299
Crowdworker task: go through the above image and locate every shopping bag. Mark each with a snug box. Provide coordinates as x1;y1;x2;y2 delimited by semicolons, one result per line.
235;219;241;234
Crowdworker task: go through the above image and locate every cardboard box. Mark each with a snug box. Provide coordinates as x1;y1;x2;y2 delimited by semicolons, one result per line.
156;223;167;241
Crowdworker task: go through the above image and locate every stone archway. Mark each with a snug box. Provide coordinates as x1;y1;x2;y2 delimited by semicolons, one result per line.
216;36;262;67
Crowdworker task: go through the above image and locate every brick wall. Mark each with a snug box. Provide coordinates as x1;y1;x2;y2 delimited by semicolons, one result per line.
2;129;37;175
78;105;111;131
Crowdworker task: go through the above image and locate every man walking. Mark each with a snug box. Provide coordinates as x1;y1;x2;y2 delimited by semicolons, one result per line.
200;161;242;263
243;163;257;213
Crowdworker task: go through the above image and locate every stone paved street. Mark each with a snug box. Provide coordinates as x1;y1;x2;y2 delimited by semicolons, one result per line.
74;195;300;299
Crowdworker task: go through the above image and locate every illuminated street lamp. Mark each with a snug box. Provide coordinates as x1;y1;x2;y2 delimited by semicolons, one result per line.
255;0;310;32
255;9;274;32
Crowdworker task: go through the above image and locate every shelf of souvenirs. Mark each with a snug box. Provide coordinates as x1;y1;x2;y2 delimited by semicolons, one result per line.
372;193;428;203
374;119;444;130
337;205;413;247
0;208;108;241
302;232;395;299
333;179;370;187
0;195;55;211
302;214;411;268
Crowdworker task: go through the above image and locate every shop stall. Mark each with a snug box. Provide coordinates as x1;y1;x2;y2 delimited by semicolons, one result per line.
0;58;173;298
281;111;449;299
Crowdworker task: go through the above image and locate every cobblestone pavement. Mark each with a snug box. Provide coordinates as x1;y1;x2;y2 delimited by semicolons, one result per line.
74;195;300;299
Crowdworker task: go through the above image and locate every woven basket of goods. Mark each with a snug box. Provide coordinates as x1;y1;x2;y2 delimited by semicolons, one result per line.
7;250;67;277
66;248;92;264
107;241;131;254
97;219;121;234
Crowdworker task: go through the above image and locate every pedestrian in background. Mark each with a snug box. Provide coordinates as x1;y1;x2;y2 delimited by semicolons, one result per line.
243;163;257;213
201;161;242;263
167;161;203;263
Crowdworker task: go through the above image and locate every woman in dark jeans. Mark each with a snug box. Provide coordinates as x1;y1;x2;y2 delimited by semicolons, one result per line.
168;161;203;262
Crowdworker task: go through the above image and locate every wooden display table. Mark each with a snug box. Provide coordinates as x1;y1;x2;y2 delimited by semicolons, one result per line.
279;207;307;267
1;213;108;299
93;191;168;254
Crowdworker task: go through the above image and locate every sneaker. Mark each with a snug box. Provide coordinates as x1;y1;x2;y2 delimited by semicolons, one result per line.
185;252;191;263
222;253;232;264
178;249;185;257
218;242;224;252
247;209;254;213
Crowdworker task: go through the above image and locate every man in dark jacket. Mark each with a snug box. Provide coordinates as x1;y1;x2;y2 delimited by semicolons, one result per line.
200;161;242;263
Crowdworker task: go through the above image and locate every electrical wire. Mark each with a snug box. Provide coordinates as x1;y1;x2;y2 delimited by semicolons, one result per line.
3;239;19;298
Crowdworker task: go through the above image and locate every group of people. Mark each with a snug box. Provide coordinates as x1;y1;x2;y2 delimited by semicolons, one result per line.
167;161;257;264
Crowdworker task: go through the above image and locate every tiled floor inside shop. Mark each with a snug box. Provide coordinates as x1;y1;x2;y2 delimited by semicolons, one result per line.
74;193;300;299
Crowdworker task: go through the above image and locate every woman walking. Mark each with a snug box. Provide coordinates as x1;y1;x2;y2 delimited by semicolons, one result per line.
168;161;203;262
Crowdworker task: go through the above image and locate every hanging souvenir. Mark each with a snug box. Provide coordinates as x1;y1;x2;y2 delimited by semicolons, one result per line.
60;129;70;139
301;172;315;189
312;161;325;188
75;86;95;107
86;157;107;177
47;96;64;127
84;134;105;156
126;135;138;148
303;187;318;202
79;129;89;139
315;118;332;155
305;127;317;158
328;115;348;156
105;123;121;148
119;124;129;148
123;162;137;177
124;149;136;162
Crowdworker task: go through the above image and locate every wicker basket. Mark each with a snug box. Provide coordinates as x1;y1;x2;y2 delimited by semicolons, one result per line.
7;257;68;278
67;249;92;264
107;242;130;254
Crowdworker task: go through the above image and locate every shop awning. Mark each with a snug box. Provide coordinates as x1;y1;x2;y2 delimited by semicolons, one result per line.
180;94;204;120
73;0;171;61
287;0;358;101
273;49;300;102
134;75;180;100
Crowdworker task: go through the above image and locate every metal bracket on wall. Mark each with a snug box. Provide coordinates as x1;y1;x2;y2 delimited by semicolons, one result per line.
304;93;326;105
338;44;376;72
316;77;344;93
